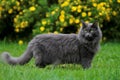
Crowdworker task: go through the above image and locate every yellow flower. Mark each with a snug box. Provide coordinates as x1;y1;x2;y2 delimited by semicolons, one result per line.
15;28;19;32
63;22;67;27
51;11;55;15
0;6;3;11
8;9;13;14
16;15;19;18
61;1;69;7
88;12;92;16
19;11;23;15
75;19;80;24
60;28;63;32
60;18;65;22
23;9;26;13
46;12;50;17
99;2;106;6
69;18;74;24
64;1;69;6
77;5;82;9
20;0;23;2
106;15;110;21
93;3;97;7
25;21;28;26
97;3;103;10
106;8;111;13
42;20;47;25
17;7;21;11
91;0;95;2
112;11;117;16
59;14;65;22
79;23;82;27
40;26;45;32
29;6;36;12
58;0;64;4
61;10;65;15
77;5;82;13
77;8;81;13
82;12;87;17
83;6;87;10
20;22;25;28
13;6;17;10
14;18;17;23
117;0;120;3
109;0;112;3
47;19;51;25
18;40;23;45
20;21;28;28
55;8;59;12
71;6;77;12
101;7;105;11
16;1;20;6
54;31;58;34
74;0;78;5
99;12;103;16
85;21;89;23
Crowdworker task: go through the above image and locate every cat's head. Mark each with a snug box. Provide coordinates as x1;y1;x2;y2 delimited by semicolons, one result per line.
79;20;102;43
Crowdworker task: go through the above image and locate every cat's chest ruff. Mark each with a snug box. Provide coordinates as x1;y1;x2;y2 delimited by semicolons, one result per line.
82;42;97;52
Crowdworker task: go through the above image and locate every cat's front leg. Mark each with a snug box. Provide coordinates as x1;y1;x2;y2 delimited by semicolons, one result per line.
81;58;92;69
80;47;95;69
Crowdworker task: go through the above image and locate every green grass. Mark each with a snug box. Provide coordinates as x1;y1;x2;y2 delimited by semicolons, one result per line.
0;41;120;80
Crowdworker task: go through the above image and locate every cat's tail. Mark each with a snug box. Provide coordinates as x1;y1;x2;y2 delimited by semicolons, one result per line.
1;46;33;65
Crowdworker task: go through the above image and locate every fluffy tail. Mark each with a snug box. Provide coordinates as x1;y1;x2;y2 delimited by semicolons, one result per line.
1;47;33;65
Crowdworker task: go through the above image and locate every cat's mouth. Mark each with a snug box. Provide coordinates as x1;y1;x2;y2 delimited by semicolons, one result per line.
85;37;94;41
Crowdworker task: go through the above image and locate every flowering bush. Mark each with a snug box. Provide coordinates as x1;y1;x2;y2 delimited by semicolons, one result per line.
0;0;120;41
0;0;48;39
101;0;120;40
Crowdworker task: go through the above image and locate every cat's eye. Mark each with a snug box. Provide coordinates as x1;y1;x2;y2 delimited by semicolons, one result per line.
90;30;94;33
84;30;87;32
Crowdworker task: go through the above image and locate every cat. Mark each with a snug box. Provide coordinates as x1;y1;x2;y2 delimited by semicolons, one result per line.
1;20;102;69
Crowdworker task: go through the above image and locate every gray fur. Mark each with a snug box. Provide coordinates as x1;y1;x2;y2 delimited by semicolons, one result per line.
1;21;102;69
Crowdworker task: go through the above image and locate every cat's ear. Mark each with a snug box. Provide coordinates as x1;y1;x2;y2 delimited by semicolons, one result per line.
91;20;99;29
81;20;87;29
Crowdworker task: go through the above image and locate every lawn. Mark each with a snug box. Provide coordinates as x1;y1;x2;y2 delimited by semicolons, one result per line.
0;41;120;80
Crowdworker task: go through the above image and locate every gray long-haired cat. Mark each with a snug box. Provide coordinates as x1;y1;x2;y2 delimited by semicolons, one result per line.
1;21;102;69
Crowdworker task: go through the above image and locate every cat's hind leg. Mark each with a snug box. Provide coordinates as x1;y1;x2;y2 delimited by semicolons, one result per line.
33;45;46;68
34;53;46;68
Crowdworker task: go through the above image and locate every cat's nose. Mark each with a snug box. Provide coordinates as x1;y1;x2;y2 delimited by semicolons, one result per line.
85;33;94;41
86;33;91;38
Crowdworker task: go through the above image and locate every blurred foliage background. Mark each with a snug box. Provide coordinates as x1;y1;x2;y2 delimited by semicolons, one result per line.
0;0;120;42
